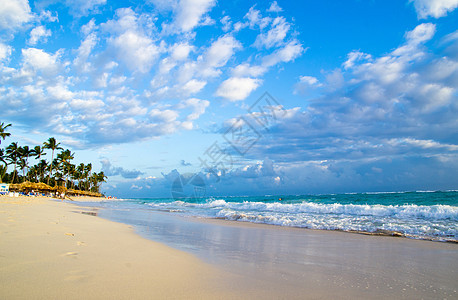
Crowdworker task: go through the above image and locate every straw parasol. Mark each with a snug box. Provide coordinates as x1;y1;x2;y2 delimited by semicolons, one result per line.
33;182;52;191
9;181;53;193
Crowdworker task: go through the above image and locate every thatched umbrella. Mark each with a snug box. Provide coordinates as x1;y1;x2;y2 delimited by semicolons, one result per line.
32;182;52;191
16;181;34;192
9;184;21;191
53;185;67;193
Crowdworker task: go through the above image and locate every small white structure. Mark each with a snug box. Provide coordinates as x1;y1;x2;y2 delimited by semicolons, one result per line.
0;183;9;195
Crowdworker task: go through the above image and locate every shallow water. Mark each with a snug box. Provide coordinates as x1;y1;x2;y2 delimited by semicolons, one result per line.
89;206;458;299
84;191;458;242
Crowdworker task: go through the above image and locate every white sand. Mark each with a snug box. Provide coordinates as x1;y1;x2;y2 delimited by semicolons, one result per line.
0;196;235;299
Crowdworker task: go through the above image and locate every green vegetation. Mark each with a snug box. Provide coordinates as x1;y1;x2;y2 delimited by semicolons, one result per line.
0;122;106;193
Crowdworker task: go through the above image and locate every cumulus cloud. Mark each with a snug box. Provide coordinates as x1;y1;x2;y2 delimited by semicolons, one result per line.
245;6;271;30
199;34;242;77
0;0;32;31
216;77;262;101
174;0;216;32
410;0;458;19
244;23;458;170
28;26;52;45
254;17;290;49
21;48;62;75
294;76;323;95
101;158;144;179
0;1;305;148
262;40;304;68
267;1;283;13
73;32;98;72
104;8;159;73
65;0;107;17
0;43;12;62
112;31;159;73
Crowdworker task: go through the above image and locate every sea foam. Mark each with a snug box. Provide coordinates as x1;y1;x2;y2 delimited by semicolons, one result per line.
145;198;457;241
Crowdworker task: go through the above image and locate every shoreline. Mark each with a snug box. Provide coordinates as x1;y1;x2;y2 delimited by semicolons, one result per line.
0;195;240;299
2;195;457;299
96;201;458;299
207;217;458;243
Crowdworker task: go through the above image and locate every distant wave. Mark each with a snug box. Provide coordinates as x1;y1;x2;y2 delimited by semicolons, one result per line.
151;200;458;220
146;199;458;242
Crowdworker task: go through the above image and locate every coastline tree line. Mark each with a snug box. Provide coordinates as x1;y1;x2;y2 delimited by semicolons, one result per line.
0;122;106;193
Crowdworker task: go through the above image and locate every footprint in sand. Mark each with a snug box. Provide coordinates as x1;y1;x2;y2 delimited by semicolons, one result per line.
64;270;90;282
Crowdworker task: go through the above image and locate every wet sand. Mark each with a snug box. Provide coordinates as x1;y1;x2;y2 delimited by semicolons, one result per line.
0;196;237;299
101;205;458;299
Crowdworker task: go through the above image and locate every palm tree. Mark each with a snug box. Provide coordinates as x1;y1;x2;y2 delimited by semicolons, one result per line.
84;163;92;191
33;146;46;181
17;158;27;182
76;163;85;190
28;165;40;182
37;159;48;182
0;122;12;145
6;142;19;183
0;149;7;183
57;149;75;188
94;171;107;192
43;137;63;185
18;146;33;178
33;145;46;161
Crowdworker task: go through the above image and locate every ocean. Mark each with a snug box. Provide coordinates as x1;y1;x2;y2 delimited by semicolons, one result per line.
82;191;458;243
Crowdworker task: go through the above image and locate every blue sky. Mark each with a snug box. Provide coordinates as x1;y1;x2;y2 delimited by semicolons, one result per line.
1;0;457;197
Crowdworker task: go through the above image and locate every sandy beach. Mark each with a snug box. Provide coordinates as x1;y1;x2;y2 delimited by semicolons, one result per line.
0;196;236;299
1;195;457;299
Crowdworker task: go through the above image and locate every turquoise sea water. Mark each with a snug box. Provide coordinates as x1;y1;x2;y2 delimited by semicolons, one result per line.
87;191;458;242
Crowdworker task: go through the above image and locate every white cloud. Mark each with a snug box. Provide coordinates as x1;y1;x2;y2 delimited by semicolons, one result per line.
147;0;178;11
249;23;458;175
299;76;320;86
294;75;323;94
352;24;436;85
254;17;290;49
28;26;52;45
38;10;58;23
231;63;267;77
181;79;207;94
112;31;159;73
215;77;261;101
0;1;308;147
81;19;97;36
343;51;372;70
405;22;436;45
65;0;107;16
220;15;231;32
177;97;210;121
103;8;160;73
245;6;271;29
199;34;242;77
21;48;61;75
0;0;32;30
70;98;104;110
410;0;458;19
0;43;12;62
47;84;74;101
174;0;216;32
262;39;304;68
171;42;193;60
267;1;283;12
73;33;98;72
